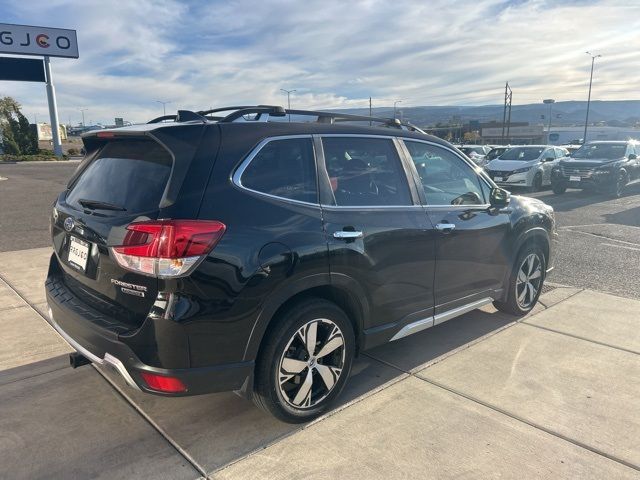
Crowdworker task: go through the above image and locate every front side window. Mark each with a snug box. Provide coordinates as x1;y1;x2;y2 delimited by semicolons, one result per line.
321;137;412;206
626;144;636;157
404;141;486;206
240;137;317;203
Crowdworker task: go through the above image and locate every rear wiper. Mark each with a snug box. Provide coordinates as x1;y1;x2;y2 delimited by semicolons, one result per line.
78;199;127;211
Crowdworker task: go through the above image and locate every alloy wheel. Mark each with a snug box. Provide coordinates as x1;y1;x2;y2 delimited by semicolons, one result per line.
277;318;345;409
516;253;543;309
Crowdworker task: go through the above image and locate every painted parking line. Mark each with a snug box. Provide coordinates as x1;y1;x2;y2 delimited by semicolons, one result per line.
601;243;640;252
561;228;640;247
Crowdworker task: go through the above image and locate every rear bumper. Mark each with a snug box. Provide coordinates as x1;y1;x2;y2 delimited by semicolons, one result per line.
45;273;253;397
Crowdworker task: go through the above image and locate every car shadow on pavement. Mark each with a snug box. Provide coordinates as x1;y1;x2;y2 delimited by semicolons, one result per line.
603;204;640;228
365;307;515;372
527;182;640;213
95;306;516;475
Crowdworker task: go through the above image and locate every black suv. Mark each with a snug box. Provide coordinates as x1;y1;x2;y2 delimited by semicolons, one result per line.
551;140;640;197
45;106;557;423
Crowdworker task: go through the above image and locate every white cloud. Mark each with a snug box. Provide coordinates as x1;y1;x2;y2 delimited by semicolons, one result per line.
1;0;638;125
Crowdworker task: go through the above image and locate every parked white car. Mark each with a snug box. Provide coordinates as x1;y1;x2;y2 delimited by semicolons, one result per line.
485;145;569;191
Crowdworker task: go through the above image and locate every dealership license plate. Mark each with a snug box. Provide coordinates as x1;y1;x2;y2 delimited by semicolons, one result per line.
494;177;503;182
68;236;89;271
569;175;581;182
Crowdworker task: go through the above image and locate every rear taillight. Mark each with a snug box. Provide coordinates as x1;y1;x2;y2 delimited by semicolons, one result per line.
140;372;187;393
111;220;226;278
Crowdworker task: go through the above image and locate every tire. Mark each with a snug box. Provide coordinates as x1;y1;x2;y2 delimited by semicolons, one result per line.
552;182;567;195
253;298;355;423
529;173;543;193
494;244;546;316
609;170;628;198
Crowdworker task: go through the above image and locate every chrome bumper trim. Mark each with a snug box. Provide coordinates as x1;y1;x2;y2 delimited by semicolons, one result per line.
390;297;493;341
47;307;141;391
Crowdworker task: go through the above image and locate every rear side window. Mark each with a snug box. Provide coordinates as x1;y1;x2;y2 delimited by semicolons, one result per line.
240;137;317;203
66;140;172;214
321;137;411;206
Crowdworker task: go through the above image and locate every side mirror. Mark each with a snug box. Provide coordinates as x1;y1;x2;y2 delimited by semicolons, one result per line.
544;157;555;162
490;187;510;208
628;153;637;160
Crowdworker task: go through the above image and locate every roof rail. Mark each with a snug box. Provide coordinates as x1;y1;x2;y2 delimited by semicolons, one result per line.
147;105;426;134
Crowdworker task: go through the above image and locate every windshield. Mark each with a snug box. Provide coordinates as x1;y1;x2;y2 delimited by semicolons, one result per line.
572;143;627;160
460;147;485;155
498;147;544;161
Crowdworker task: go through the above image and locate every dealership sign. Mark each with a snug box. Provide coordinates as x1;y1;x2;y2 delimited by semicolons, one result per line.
0;23;78;58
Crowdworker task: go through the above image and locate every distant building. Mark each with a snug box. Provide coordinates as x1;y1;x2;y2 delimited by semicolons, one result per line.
545;126;640;145
481;124;545;145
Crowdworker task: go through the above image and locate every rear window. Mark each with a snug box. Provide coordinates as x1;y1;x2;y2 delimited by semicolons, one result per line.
66;140;172;214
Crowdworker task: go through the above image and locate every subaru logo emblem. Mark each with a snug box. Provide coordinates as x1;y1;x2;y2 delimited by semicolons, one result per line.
64;217;75;232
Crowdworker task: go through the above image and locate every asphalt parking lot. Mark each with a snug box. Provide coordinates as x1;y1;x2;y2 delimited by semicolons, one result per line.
0;161;639;479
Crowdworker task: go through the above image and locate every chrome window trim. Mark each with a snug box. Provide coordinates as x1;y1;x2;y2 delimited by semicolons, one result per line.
321;205;424;211
231;134;321;208
316;133;418;209
317;133;398;139
390;297;493;341
399;138;497;208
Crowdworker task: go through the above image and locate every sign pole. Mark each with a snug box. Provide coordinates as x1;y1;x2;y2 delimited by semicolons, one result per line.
44;56;63;157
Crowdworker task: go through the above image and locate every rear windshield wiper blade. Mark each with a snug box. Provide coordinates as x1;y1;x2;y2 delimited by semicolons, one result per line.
78;199;127;211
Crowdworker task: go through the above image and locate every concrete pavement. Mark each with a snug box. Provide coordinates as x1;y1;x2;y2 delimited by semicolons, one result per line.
0;247;638;479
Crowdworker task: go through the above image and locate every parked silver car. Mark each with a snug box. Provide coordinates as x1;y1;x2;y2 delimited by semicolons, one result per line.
485;145;569;191
459;145;491;166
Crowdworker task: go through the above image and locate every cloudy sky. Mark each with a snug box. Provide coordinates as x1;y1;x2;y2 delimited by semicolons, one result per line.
1;0;639;125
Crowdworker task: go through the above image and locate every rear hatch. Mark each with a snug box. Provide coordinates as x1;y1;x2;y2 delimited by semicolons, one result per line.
51;124;215;328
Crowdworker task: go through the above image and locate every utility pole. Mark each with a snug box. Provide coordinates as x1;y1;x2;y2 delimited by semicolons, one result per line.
155;100;171;116
501;82;512;145
78;108;87;127
280;89;296;122
44;57;63;157
583;52;601;144
543;99;555;143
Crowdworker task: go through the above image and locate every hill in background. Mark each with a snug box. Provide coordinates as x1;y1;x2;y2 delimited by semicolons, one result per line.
336;100;640;127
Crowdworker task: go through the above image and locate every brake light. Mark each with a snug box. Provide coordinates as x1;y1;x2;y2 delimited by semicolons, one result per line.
111;220;226;277
140;372;187;393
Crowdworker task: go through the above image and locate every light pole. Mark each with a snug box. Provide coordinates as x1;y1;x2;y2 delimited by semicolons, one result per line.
280;89;296;122
78;108;88;127
543;99;555;143
393;100;402;120
155;100;171;116
583;52;601;143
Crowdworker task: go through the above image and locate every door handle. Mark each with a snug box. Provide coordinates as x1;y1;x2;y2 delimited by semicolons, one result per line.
435;223;456;233
333;230;363;239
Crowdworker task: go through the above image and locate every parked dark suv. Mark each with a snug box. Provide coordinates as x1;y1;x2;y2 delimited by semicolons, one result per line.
45;106;557;423
551;140;640;197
